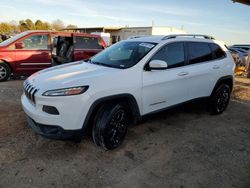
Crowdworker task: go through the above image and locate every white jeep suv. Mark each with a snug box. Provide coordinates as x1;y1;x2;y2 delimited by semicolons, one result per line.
21;34;235;150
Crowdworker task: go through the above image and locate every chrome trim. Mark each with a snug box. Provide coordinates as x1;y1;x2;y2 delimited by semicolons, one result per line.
20;63;51;65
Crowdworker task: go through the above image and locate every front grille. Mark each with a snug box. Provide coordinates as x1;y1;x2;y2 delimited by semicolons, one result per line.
23;81;38;104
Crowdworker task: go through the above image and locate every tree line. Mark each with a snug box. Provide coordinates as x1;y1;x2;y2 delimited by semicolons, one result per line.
0;19;78;34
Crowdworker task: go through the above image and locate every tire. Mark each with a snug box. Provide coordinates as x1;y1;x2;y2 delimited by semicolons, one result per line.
209;84;231;115
92;103;130;150
0;62;11;82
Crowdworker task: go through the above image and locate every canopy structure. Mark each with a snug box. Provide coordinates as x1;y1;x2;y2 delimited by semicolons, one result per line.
232;0;250;6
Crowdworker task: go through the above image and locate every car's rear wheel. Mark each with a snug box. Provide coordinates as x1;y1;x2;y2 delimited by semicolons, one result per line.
92;103;130;150
209;84;231;115
0;62;11;82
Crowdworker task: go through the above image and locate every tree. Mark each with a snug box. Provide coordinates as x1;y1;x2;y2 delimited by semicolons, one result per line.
9;20;19;33
51;19;65;30
35;20;43;30
0;22;11;33
42;22;51;30
19;20;28;32
25;19;35;30
0;18;77;33
35;20;51;30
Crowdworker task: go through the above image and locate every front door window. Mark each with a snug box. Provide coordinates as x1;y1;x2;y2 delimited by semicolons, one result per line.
19;35;49;50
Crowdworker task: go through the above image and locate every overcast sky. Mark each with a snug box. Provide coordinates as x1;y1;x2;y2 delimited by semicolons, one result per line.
0;0;249;45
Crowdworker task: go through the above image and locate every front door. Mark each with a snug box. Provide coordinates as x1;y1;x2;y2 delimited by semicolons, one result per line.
142;42;189;114
15;34;52;75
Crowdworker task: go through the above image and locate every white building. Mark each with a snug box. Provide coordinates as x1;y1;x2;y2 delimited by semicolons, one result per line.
65;26;187;45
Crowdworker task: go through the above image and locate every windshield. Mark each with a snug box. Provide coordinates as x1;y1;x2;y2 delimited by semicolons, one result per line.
0;32;28;46
90;41;156;69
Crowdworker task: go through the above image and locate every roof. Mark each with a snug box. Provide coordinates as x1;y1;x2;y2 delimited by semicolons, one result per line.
127;34;217;44
232;44;250;46
21;30;101;37
128;35;165;43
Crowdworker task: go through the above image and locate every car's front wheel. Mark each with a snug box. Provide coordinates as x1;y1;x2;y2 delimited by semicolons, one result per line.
92;103;130;150
0;62;11;82
209;84;231;115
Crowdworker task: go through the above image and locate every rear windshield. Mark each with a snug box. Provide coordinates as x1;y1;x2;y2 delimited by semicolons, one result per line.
0;32;28;46
74;36;103;49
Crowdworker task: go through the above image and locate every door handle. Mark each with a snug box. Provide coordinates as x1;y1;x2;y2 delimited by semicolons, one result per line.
213;65;220;69
178;72;189;76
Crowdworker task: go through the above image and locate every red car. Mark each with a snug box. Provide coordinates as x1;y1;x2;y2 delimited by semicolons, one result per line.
0;30;107;81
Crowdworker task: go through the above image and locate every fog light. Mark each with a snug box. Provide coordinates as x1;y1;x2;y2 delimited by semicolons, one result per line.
42;105;59;115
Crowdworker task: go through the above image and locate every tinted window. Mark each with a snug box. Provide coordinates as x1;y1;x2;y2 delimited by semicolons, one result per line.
75;36;103;49
20;34;49;50
188;42;213;64
210;43;226;59
151;42;185;68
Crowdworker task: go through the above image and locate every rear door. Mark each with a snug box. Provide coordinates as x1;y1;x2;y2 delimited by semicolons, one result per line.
73;34;104;61
15;33;52;74
184;42;225;99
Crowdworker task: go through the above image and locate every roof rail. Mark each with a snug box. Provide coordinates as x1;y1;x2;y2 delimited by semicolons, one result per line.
127;35;147;39
162;34;215;40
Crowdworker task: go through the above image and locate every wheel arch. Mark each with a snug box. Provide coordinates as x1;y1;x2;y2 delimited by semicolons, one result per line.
81;94;141;135
0;59;13;73
211;75;234;95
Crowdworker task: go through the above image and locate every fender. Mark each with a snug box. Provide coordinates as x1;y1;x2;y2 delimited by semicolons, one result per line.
0;51;14;63
0;55;15;73
0;59;14;72
211;75;234;95
81;93;141;134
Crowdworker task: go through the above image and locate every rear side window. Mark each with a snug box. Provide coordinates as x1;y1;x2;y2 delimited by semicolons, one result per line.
188;42;213;64
151;42;185;69
209;43;226;59
74;36;103;49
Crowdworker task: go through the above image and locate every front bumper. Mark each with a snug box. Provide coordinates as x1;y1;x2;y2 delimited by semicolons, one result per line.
21;92;93;137
26;116;81;140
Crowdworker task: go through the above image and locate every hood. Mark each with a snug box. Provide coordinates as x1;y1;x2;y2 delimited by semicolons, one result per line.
26;61;119;91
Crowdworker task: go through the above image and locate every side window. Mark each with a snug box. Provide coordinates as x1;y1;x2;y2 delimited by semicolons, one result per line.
151;42;185;69
188;42;213;64
75;36;103;49
20;35;49;50
209;43;226;59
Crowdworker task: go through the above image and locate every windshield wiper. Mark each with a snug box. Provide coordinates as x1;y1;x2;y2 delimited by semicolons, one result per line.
91;61;118;68
85;59;92;63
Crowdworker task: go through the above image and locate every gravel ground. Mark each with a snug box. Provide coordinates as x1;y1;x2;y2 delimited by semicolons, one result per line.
0;78;250;188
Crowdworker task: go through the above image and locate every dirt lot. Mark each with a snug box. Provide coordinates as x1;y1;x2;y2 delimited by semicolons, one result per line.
0;78;250;188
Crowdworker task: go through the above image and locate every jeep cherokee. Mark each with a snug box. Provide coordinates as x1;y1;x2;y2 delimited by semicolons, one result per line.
21;34;235;150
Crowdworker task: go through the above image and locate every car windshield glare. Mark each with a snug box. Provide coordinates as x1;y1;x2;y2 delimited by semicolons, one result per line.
90;41;156;69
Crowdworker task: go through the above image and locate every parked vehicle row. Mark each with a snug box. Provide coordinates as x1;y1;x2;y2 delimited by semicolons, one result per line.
0;30;107;81
229;44;250;76
21;34;235;150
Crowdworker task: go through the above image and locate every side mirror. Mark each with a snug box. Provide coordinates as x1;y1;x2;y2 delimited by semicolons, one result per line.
149;60;168;70
15;42;24;49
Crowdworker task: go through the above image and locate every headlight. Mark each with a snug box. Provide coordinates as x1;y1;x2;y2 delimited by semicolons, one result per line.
42;86;89;96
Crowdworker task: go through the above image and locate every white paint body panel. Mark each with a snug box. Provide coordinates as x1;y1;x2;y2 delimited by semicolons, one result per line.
21;36;235;131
